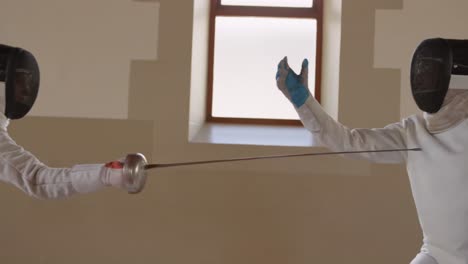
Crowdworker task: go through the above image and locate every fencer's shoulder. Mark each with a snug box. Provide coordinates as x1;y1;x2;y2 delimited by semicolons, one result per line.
398;114;425;130
402;114;422;123
383;115;421;131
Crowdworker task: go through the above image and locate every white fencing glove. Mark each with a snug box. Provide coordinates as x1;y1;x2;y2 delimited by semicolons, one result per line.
102;160;125;189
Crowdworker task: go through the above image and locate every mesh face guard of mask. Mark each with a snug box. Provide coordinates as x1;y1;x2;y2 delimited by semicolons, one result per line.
410;38;468;113
0;44;40;119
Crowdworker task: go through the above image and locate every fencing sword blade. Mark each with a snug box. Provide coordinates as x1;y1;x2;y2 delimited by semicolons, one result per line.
144;148;422;170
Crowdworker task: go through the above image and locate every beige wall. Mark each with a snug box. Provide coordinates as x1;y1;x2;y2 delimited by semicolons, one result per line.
3;0;462;263
0;0;159;119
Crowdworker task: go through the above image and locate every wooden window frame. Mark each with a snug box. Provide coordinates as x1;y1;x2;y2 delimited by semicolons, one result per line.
206;0;323;126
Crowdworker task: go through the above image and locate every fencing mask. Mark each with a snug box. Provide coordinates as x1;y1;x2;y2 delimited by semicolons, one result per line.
410;38;468;113
0;44;39;119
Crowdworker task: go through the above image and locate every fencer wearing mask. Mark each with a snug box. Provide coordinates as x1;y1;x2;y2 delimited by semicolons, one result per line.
276;38;468;264
0;44;136;199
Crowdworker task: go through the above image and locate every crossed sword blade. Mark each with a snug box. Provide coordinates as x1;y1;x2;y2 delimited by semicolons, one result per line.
144;148;421;170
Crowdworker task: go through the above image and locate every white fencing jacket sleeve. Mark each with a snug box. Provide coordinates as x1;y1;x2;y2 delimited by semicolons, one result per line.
0;117;108;199
295;96;410;164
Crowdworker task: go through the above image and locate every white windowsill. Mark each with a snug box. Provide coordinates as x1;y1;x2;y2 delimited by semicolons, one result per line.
189;122;318;147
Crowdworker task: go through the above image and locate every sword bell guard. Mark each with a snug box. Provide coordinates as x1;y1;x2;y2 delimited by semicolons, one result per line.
123;153;148;194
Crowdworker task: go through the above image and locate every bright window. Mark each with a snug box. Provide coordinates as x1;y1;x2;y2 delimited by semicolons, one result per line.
207;0;323;125
221;0;313;8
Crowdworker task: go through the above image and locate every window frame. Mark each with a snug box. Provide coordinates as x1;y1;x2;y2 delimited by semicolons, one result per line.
206;0;323;126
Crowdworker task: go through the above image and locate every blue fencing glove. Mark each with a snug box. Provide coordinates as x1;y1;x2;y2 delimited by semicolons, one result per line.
276;56;310;108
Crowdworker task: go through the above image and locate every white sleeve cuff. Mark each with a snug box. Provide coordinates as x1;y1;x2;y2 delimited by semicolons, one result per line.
70;164;107;194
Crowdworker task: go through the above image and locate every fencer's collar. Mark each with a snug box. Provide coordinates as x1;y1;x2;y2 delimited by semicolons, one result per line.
0;84;9;129
0;113;10;130
448;75;468;90
424;89;468;134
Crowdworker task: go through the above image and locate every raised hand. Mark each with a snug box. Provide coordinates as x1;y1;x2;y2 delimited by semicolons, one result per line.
276;56;310;108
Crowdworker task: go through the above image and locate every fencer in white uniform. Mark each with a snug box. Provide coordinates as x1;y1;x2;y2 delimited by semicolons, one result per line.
276;38;468;264
0;44;129;199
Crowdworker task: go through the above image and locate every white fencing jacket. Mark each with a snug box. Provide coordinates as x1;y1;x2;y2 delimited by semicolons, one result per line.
0;114;109;199
296;95;468;264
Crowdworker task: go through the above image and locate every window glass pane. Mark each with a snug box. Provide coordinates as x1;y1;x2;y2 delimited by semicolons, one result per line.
221;0;313;8
212;17;317;120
